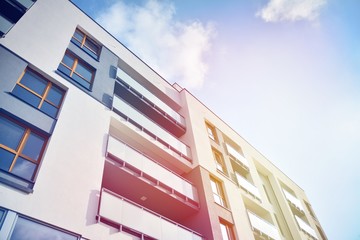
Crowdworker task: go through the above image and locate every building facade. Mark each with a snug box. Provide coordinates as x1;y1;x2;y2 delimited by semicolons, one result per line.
0;0;327;239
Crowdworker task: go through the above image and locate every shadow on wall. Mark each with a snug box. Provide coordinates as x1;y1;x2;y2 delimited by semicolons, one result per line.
102;93;113;107
101;65;117;107
86;189;100;225
109;65;117;79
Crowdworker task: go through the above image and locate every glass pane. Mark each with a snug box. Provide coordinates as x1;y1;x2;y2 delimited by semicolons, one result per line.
58;64;72;77
72;73;91;89
12;85;41;108
15;0;34;9
40;101;58;118
216;162;224;172
10;216;78;240
0;116;25;150
75;62;93;81
0;209;5;223
0;148;15;171
84;39;99;54
0;15;13;35
20;71;47;96
210;180;218;194
220;223;230;240
62;53;75;68
46;86;64;106
213;194;222;205
73;30;84;42
21;133;45;161
11;157;37;180
83;48;98;59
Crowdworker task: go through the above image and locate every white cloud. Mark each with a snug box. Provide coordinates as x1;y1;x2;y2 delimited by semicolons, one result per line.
96;0;215;89
257;0;327;22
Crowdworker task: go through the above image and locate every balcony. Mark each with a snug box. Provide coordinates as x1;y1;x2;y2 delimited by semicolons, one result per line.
106;135;199;207
98;188;203;240
235;173;261;200
294;215;318;240
225;143;249;169
116;69;186;137
112;95;191;162
247;211;281;240
282;189;305;212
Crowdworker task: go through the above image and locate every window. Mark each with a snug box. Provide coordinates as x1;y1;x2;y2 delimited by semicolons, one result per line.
210;177;227;207
71;28;101;59
0;114;47;182
58;51;95;89
12;69;65;118
0;208;6;230
9;215;79;240
206;122;217;142
219;219;235;240
213;148;227;174
0;0;36;37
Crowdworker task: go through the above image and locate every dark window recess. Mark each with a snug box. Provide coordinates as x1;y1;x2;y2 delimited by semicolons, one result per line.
12;69;65;118
0;208;6;229
0;0;36;37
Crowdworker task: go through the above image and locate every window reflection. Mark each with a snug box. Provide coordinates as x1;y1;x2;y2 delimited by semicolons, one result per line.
10;216;78;240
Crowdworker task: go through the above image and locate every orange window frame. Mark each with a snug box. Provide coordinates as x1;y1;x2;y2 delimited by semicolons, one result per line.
14;69;64;113
219;219;235;240
72;29;100;57
213;148;227;174
0;115;48;181
210;177;227;208
206;122;218;142
60;51;95;85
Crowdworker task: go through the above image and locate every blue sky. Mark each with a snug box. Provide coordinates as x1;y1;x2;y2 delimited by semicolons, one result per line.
72;0;360;239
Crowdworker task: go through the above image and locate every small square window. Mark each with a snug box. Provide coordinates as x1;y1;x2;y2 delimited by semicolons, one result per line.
12;69;65;118
58;51;95;90
72;28;101;59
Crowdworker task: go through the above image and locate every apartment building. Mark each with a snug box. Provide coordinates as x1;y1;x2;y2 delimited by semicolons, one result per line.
0;0;327;239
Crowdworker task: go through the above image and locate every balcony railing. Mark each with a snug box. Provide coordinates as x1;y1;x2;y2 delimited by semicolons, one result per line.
107;135;198;203
112;95;191;160
282;189;305;212
225;143;249;168
98;188;203;240
247;211;281;240
235;173;261;200
294;215;318;240
116;68;185;127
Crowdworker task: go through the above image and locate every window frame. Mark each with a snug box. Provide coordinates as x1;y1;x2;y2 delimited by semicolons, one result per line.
71;28;101;59
219;219;235;240
206;122;218;142
212;148;227;174
210;177;227;208
58;50;96;90
0;113;48;191
0;209;81;239
12;68;65;118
